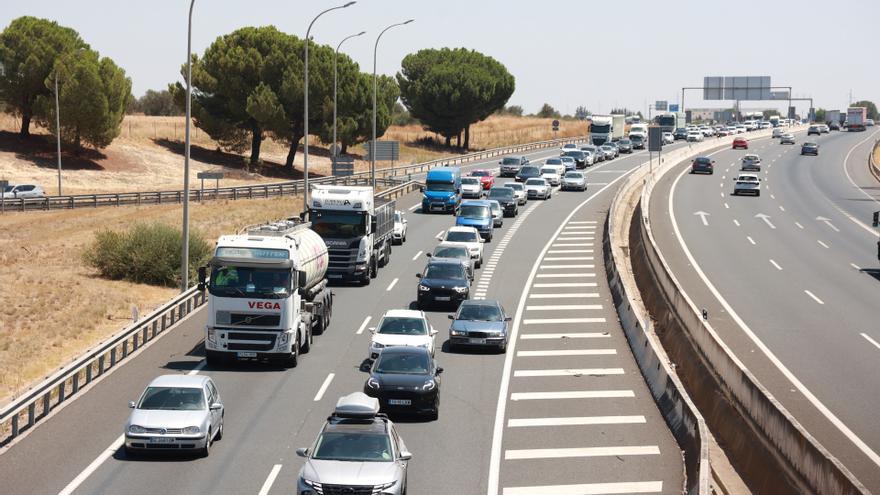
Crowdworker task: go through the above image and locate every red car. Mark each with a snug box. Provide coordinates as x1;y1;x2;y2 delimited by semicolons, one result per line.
732;137;749;149
470;169;495;189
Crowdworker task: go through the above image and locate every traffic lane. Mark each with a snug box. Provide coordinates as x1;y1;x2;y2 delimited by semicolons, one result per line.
658;138;880;489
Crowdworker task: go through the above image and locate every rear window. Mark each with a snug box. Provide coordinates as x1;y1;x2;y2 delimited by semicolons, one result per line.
488;188;513;199
694;157;711;164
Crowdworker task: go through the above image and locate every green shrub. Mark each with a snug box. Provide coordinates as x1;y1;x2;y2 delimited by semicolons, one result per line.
83;223;211;287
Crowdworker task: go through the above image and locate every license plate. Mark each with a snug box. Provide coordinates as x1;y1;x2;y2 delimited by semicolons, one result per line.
435;296;451;301
388;399;411;406
237;352;257;358
327;274;342;279
150;437;175;444
469;338;487;344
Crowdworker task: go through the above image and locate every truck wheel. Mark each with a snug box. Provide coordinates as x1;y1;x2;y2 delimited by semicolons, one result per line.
362;271;371;286
282;336;299;368
301;325;312;354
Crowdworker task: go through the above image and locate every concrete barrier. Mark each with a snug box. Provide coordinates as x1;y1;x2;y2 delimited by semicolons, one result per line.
869;139;880;183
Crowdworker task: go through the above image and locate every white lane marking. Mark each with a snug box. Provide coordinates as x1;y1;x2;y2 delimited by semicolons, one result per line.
355;316;372;335
435;230;445;239
816;216;840;232
850;263;861;270
795;221;804;229
535;273;596;278
529;293;599;299
817;240;830;249
747;236;756;245
513;368;624;377
526;304;602;311
258;464;283;495
411;250;423;261
733;219;741;227
385;278;399;292
769;259;783;271
517;349;616;357
508;415;645;427
543;256;594;261
408;203;420;211
771;194;776;199
503;481;662;495
861;333;880;350
313;373;335;401
568;221;597;224
520;332;609;340
804;290;825;305
533;282;597;287
724;202;730;209
668;155;880;470
755;213;776;229
548;249;593;254
552;243;594;247
505;445;659;460
524;317;606;325
555;236;594;240
539;264;594;269
779;205;785;212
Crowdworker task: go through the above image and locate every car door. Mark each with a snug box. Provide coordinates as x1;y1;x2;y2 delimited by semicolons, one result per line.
206;381;222;429
391;425;409;484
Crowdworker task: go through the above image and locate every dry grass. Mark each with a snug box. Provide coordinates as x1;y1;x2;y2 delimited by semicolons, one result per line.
0;196;301;405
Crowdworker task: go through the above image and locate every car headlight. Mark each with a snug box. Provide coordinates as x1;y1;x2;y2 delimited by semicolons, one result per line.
367;377;380;389
375;481;397;491
421;380;436;391
418;285;430;292
128;424;146;434
183;426;201;434
302;479;323;492
450;330;465;336
453;286;468;293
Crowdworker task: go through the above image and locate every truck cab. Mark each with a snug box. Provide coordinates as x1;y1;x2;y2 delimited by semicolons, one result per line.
589;116;614;146
422;167;461;213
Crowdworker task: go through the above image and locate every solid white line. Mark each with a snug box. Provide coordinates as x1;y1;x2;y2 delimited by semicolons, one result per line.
517;349;616;357
503;481;662;495
513;368;623;377
529;293;599;299
543;257;593;261
539;264;594;269
533;282;597;288
804;290;824;305
567;221;597;224
511;390;633;400
355;315;372;335
555;236;593;241
817;240;829;249
747;236;756;245
769;259;782;271
505;445;659;460
861;333;880;350
435;230;445;239
385;278;398;292
508;415;646;427
526;304;602;311
552;243;594;247
411;250;423;261
535;273;596;279
524;317;606;325
795;221;804;229
313;373;335;402
258;464;283;495
408;203;420;211
520;332;609;339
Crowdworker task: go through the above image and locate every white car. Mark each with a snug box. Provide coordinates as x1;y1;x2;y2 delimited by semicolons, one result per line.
560;143;578;153
772;128;784;138
460;177;483;199
503;182;526;205
733;174;761;196
662;132;674;144
2;184;45;199
540;166;562;186
725;126;738;135
686;131;704;142
392;210;407;245
736;125;747;134
439;226;484;265
524;178;552;200
369;309;437;359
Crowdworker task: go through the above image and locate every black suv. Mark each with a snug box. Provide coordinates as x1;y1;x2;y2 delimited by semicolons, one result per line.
515;165;541;182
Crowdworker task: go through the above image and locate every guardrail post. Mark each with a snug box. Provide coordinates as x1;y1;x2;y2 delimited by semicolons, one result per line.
133;332;139;351
43;391;50;416
264;185;269;198
122;340;128;358
152;320;158;338
28;402;36;427
93;195;97;208
72;372;79;394
233;189;238;201
11;414;18;437
110;347;116;367
115;195;120;207
85;363;92;384
43;198;49;210
137;193;141;206
68;197;73;209
59;381;66;402
98;355;105;375
176;191;182;203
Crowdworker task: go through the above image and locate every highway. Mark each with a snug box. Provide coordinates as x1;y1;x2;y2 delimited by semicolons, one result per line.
648;127;880;490
0;143;690;494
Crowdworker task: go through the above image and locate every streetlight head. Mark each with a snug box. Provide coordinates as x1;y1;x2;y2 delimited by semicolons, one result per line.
357;31;366;36
343;1;356;7
404;19;414;24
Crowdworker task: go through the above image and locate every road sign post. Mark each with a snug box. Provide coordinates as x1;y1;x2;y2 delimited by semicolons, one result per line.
332;156;355;176
197;172;223;201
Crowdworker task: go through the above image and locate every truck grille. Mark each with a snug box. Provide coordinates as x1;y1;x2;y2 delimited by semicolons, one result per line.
230;313;280;326
321;485;374;495
328;247;358;269
225;331;277;351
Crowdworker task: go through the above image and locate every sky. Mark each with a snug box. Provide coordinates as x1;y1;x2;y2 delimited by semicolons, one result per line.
2;0;877;117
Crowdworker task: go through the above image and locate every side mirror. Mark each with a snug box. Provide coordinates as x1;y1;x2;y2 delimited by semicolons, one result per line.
425;252;432;257
296;448;309;458
399;451;413;461
430;329;438;336
447;314;455;320
711;160;716;164
403;219;407;224
197;266;207;291
128;401;136;409
504;316;512;321
210;402;222;411
436;367;444;375
416;273;422;279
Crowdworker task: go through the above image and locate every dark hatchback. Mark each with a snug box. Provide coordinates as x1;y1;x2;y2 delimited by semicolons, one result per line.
364;346;442;419
630;134;646;149
691;156;714;174
801;142;819;156
487;187;518;217
673;127;689;140
448;299;511;352
515;165;541;182
416;260;470;309
617;139;633;153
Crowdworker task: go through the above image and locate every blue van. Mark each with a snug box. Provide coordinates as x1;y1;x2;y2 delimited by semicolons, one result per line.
455;200;493;241
422;167;461;213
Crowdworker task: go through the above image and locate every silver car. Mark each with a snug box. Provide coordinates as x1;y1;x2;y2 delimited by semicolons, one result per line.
503;182;526;205
487;200;503;227
429;243;475;281
297;393;411;495
1;184;45;199
561;171;587;191
125;374;224;456
524;178;551;200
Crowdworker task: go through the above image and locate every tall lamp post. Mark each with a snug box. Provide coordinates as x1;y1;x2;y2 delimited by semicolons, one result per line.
181;0;196;292
51;47;84;196
304;1;355;211
371;19;413;188
333;31;366;162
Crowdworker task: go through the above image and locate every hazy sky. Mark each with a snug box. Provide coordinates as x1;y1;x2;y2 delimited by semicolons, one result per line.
3;1;876;116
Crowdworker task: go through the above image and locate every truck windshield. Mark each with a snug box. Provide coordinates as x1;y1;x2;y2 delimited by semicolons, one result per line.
209;266;291;298
591;124;611;133
427;182;456;192
311;211;366;238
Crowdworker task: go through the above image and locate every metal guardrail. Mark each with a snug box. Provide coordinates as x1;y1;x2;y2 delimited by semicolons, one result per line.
0;136;584;212
0;286;206;447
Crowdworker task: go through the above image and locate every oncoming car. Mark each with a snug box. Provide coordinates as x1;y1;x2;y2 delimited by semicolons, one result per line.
801;142;819;156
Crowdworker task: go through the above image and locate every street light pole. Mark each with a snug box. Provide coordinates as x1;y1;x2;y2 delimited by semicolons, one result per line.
181;0;195;292
54;74;62;196
372;19;413;188
333;31;365;163
304;1;355;212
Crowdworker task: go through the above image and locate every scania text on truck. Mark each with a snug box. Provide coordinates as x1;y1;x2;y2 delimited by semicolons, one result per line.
200;220;333;368
847;107;867;131
421;167;462;213
310;185;394;285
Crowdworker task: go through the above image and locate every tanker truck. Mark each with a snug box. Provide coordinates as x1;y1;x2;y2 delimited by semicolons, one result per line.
199;219;333;368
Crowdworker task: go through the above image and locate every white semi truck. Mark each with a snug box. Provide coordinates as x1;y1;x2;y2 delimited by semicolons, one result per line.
309;185;395;285
200;220;333;368
589;114;626;145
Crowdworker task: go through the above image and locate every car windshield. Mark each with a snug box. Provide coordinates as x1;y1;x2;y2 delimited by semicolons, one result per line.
582;146;597;152
2;185;13;193
525;179;546;186
695;157;711;164
631;135;643;141
546;159;563;165
427;182;456;192
209;266;291;299
445;231;478;243
377;317;427;336
565;172;583;179
457;303;503;321
434;246;468;259
619;140;631;145
504;183;523;191
489;203;500;212
312;432;393;462
561;157;574;162
518;167;540;176
424;263;466;280
393;212;402;222
488;188;513;199
138;386;206;410
311;210;366;238
501;157;521;165
375;352;431;374
458;205;490;218
461;178;480;185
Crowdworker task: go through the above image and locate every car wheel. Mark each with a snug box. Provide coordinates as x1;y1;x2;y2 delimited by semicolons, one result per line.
205;350;229;367
403;231;407;243
216;414;224;441
498;340;507;354
200;427;212;457
370;257;378;279
476;257;482;269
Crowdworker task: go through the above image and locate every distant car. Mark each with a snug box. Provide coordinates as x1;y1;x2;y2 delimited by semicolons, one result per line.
561;171;587;191
429;242;476;276
438;226;484;263
740;154;762;172
364;346;442;419
725;126;738;135
470;169;494;190
487;187;518;217
780;133;796;145
502;182;527;205
460;177;483;199
867;119;875;127
820;124;830;133
691;156;714;174
515;165;541;182
736;125;747;134
617;138;633;153
561;150;588;168
416;259;471;309
369;309;436;360
732;173;761;196
524;178;552;200
673;128;689;140
629;134;646;149
296;393;411;495
580;145;603;162
392;210;407;245
487;200;503;228
499;155;528;177
125;374;224;457
605;141;620;156
801;142;819;156
551;156;575;171
807;125;821;136
600;144;618;159
772;128;785;138
1;184;45;199
732;137;749;149
662;132;674;144
687;131;704;142
829;122;840;131
448;299;511;352
540;166;562;186
560;143;579;152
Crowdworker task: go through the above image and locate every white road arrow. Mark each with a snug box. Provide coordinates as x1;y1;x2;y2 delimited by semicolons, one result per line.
694;211;710;226
755;213;776;229
816;216;840;232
